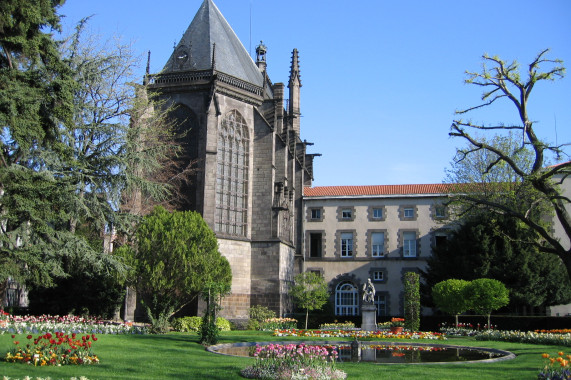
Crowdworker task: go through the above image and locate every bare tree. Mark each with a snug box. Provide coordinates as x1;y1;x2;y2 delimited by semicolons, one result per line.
449;49;571;277
121;85;199;220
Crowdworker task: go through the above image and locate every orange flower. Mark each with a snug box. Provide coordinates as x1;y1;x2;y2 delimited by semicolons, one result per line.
542;353;550;358
559;351;565;356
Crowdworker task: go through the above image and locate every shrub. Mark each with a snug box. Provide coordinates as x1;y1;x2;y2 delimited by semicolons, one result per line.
171;316;231;333
249;306;276;321
172;316;203;332
248;305;277;330
216;317;231;331
145;306;171;334
247;319;260;331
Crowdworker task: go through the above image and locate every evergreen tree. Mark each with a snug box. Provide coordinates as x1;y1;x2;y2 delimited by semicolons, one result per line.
124;206;231;328
403;272;420;332
0;4;193;307
422;212;571;313
0;1;122;303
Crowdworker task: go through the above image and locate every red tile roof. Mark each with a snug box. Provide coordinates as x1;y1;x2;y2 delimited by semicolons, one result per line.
303;184;459;197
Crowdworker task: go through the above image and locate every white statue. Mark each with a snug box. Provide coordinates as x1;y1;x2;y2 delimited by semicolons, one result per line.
362;278;375;303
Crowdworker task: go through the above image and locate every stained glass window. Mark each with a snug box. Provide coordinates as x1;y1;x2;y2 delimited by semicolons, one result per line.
215;110;249;236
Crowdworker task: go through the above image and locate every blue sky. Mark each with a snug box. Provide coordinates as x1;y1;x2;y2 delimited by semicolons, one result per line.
58;0;571;186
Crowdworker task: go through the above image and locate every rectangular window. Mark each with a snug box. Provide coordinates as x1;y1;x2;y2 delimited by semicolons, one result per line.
373;270;384;281
435;206;446;218
341;209;352;219
403;231;417;257
309;233;323;258
375;294;387;317
311;208;321;219
404;208;414;218
341;232;353;257
371;232;385;257
373;208;383;219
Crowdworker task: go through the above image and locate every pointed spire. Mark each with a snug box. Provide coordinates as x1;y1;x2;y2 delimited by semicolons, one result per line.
288;48;301;136
160;0;263;86
143;50;151;85
289;48;301;87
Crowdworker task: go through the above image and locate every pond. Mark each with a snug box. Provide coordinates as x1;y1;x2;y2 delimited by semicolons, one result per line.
208;341;515;364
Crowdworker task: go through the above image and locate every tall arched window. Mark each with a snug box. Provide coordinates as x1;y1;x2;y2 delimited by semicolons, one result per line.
215;110;249;236
335;281;359;316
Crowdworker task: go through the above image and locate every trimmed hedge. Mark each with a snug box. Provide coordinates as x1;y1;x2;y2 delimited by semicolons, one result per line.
172;316;231;332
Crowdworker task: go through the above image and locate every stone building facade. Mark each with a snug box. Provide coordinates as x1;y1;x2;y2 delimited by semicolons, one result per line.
302;184;456;317
302;175;571;318
146;0;316;320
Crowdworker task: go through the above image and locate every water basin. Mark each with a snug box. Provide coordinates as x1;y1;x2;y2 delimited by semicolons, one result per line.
208;341;515;364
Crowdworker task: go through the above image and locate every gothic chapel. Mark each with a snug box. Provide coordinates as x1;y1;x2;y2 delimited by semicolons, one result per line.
146;0;317;320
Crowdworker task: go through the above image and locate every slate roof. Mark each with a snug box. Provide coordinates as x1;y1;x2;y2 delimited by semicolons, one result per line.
162;0;264;87
303;184;460;197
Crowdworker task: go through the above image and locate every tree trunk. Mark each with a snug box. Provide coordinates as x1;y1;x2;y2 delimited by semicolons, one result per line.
0;279;7;309
305;309;309;330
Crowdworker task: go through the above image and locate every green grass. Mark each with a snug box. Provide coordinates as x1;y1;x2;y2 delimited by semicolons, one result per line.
0;331;560;379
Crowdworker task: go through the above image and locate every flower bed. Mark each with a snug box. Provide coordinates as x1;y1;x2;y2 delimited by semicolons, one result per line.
5;332;99;366
538;351;571;380
438;322;496;337
259;318;298;331
273;329;446;340
241;343;346;380
536;329;571;334
319;322;356;331
476;330;571;346
0;313;147;335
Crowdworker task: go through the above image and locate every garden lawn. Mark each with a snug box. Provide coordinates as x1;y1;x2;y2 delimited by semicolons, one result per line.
0;331;563;379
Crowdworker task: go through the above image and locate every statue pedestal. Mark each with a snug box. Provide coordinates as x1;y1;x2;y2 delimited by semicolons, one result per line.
361;303;377;331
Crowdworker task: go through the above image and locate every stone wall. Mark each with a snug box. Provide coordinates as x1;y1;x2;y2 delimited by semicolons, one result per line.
217;238;252;320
